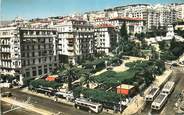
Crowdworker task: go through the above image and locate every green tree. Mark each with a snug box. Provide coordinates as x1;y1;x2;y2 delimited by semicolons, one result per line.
158;41;167;51
80;69;94;88
120;21;128;41
170;37;177;50
63;63;75;91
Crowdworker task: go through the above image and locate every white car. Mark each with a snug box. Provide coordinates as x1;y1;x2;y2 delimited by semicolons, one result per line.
0;83;12;88
55;91;74;100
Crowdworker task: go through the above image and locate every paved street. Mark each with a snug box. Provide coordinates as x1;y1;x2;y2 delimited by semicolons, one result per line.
1;101;41;115
139;66;184;115
161;66;184;115
1;88;110;115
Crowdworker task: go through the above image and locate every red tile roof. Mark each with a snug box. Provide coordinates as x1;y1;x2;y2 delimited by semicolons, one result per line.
45;75;58;81
109;17;145;21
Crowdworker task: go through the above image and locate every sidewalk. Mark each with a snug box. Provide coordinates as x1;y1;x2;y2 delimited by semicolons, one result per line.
95;56;147;76
122;69;172;115
1;97;54;115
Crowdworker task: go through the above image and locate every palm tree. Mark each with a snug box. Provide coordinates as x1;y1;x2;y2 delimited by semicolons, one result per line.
63;63;75;91
79;69;95;88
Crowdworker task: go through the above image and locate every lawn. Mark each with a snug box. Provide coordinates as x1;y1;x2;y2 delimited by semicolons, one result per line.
94;60;165;90
94;70;137;88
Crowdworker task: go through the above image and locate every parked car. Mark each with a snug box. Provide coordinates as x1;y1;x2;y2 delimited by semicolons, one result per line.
32;86;57;96
55;91;74;101
1;92;12;97
0;83;12;88
172;63;179;67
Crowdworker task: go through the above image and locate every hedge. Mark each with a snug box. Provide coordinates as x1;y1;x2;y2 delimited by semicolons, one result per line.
30;79;62;89
73;87;124;103
22;77;36;86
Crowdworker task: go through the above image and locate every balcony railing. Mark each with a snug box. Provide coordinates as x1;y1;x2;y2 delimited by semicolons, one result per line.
0;35;14;38
68;47;74;51
23;34;54;38
68;52;74;56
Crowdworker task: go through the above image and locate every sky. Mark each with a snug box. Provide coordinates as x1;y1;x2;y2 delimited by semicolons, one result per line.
1;0;184;20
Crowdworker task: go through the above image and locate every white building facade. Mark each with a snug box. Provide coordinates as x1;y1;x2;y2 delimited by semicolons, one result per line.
0;26;58;83
109;17;145;34
94;24;117;54
51;18;94;64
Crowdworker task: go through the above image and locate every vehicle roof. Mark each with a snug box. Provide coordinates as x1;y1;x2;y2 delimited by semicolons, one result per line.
75;98;102;106
148;87;159;96
153;93;167;104
163;81;175;90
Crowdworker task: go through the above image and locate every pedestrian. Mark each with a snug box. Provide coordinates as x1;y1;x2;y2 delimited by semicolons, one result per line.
54;96;58;102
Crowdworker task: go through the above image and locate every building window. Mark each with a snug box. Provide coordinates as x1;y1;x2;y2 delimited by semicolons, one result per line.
39;58;41;63
27;60;30;65
22;53;25;57
32;70;36;76
39;52;41;56
33;59;35;64
27;53;29;57
39;69;42;75
32;52;35;57
44;66;47;73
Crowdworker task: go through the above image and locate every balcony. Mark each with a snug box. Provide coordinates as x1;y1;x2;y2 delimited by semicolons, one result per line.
1;48;10;52
68;47;74;51
1;57;11;60
0;35;14;38
1;42;10;46
23;34;54;38
68;42;74;46
67;35;74;38
68;52;74;56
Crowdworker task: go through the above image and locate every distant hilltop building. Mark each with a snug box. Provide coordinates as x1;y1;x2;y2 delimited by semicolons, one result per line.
84;3;181;32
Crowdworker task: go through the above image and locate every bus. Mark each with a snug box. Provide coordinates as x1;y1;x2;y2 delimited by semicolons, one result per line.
145;87;159;101
74;98;103;113
161;81;175;95
151;93;168;110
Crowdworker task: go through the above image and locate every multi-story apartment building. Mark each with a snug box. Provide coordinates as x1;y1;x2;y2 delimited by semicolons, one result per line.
94;24;117;54
176;4;184;20
83;11;106;23
156;5;177;27
93;18;109;26
146;8;160;30
170;3;184;20
109;17;145;34
51;18;94;64
0;26;58;84
101;4;177;31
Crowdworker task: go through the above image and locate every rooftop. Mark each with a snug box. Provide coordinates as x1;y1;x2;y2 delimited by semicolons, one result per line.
117;84;134;90
96;24;114;28
95;17;109;21
109;17;145;21
148;87;159;95
154;93;167;103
